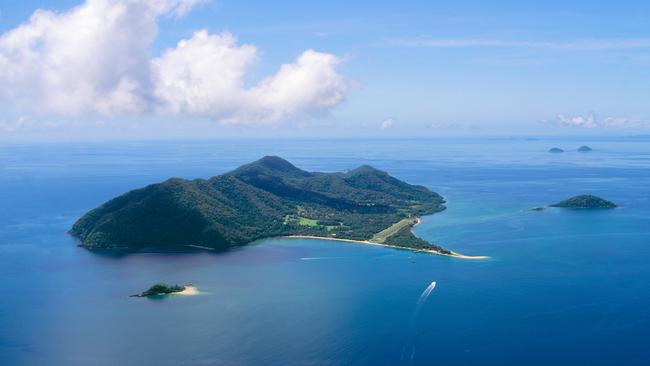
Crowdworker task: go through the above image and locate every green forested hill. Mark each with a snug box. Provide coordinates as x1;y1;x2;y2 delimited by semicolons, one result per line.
550;195;616;209
70;156;447;252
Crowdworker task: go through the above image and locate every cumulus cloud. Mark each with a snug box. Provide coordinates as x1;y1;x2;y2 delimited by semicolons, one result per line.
602;117;650;128
0;0;166;115
379;118;394;129
556;113;598;128
153;32;347;123
551;113;650;129
0;0;348;124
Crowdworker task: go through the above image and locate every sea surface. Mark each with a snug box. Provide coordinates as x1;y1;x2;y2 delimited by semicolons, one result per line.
1;138;649;365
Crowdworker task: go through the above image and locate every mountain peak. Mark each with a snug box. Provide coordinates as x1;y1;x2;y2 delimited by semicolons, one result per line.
346;164;386;176
229;156;311;178
257;155;293;167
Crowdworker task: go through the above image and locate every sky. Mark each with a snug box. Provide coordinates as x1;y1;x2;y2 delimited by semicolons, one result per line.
0;0;649;141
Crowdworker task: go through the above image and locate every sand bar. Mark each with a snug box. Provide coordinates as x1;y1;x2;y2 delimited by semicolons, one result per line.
282;235;489;260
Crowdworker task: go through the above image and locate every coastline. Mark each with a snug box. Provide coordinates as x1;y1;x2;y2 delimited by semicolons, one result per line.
131;284;200;298
281;235;489;260
175;285;199;296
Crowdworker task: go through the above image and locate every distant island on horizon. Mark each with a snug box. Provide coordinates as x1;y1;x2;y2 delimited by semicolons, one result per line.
550;195;617;209
70;156;486;259
531;194;617;211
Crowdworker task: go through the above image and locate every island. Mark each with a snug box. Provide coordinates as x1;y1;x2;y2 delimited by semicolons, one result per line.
578;145;593;152
550;195;617;209
131;283;198;297
548;147;564;153
70;156;486;259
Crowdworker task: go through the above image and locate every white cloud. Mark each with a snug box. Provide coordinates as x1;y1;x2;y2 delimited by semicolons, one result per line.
379;118;394;129
0;116;28;132
552;113;650;129
556;113;598;128
430;121;460;129
0;0;348;124
151;31;258;120
153;32;348;123
247;49;348;123
166;0;206;17
602;117;650;128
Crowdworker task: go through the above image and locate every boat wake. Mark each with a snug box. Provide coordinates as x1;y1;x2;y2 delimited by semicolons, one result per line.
402;280;437;362
417;281;437;306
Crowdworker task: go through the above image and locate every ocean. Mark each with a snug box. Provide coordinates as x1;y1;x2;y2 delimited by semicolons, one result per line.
1;138;649;365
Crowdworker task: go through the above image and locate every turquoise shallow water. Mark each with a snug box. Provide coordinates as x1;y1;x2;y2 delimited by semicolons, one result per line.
1;138;650;365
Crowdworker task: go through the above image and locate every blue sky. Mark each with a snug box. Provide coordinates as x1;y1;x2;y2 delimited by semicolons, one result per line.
1;0;649;140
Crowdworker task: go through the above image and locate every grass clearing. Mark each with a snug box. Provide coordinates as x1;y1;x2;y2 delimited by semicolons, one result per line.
284;215;319;227
371;217;418;243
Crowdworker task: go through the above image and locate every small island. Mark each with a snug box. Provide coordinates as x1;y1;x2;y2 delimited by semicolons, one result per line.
70;156;486;259
550;195;617;209
549;147;564;153
578;145;593;152
132;283;198;297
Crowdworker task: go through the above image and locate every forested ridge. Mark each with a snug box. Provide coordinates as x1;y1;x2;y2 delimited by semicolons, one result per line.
71;156;446;252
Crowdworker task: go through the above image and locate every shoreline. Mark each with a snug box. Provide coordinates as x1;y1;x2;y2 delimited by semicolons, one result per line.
175;285;199;296
281;235;489;260
131;284;200;297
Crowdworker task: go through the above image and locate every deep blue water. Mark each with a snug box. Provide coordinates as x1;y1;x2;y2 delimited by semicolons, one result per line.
1;138;649;365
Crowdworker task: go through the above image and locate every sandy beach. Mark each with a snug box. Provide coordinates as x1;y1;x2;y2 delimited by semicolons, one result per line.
282;235;489;260
175;285;199;295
